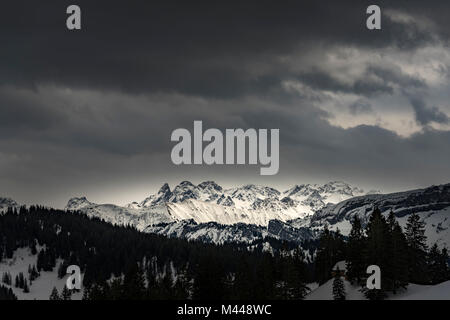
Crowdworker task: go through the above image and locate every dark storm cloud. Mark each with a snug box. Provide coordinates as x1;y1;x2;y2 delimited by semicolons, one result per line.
0;87;66;132
295;63;427;97
0;0;443;98
1;0;450;207
410;96;450;126
297;69;394;96
367;65;426;90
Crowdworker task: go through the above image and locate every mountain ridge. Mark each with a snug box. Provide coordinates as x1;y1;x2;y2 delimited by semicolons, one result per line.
3;181;450;248
64;180;372;227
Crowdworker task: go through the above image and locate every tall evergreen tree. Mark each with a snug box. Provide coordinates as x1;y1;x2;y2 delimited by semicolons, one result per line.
441;247;450;281
282;249;309;299
364;208;389;299
428;243;449;284
49;286;61;300
315;227;344;285
172;269;191;300
385;211;409;293
192;253;225;300
346;216;366;284
122;263;146;299
61;285;72;300
2;272;12;285
332;268;346;300
405;213;428;284
0;285;17;300
23;279;30;293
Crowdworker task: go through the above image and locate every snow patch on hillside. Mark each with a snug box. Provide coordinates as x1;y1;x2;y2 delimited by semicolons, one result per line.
0;248;83;300
306;278;450;300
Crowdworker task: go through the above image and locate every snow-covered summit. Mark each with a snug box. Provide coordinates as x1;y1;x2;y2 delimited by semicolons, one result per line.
64;180;371;229
129;180;368;219
284;181;366;210
0;197;19;212
60;181;450;249
65;197;92;211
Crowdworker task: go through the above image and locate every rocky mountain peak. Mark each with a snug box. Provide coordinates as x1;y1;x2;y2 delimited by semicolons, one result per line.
66;196;92;211
158;183;171;195
0;197;18;211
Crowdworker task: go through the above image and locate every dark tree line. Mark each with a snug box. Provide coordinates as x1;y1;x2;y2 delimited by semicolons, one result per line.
0;285;17;300
14;272;30;293
0;206;313;300
2;206;447;300
315;208;450;300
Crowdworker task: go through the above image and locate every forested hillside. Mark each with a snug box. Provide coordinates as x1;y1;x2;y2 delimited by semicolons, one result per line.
0;206;312;300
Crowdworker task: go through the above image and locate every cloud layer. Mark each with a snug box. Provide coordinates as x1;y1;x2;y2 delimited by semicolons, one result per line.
1;1;450;207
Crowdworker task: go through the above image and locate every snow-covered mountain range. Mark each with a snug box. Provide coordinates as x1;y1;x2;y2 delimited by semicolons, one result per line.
3;181;450;248
134;180;368;217
61;181;370;230
65;180;370;228
58;180;369;244
63;181;450;248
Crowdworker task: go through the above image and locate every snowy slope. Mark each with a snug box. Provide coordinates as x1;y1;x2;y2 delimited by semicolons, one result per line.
305;278;366;300
0;247;83;300
284;181;369;213
145;220;268;244
306;277;450;300
166;198;300;226
66;197;172;230
390;281;450;300
311;184;450;248
145;219;316;245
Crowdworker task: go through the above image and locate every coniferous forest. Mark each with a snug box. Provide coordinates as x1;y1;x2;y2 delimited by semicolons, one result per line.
0;206;449;300
314;208;450;299
0;206;312;300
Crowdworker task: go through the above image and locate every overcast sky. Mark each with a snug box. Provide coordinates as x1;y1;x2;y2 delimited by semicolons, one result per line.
1;1;450;208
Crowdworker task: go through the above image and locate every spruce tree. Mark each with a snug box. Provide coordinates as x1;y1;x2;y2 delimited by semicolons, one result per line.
346;216;366;284
315;227;344;285
58;262;67;279
332;268;346;300
428;243;449;284
29;265;39;281
193;254;225;300
122;263;146;299
405;213;428;284
2;272;12;285
81;284;91;300
385;211;409;293
18;272;25;289
49;286;61;300
61;285;72;300
388;224;409;292
0;285;17;300
364;208;389;299
232;256;254;299
283;249;309;299
172;269;191;300
441;248;450;281
23;279;30;293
